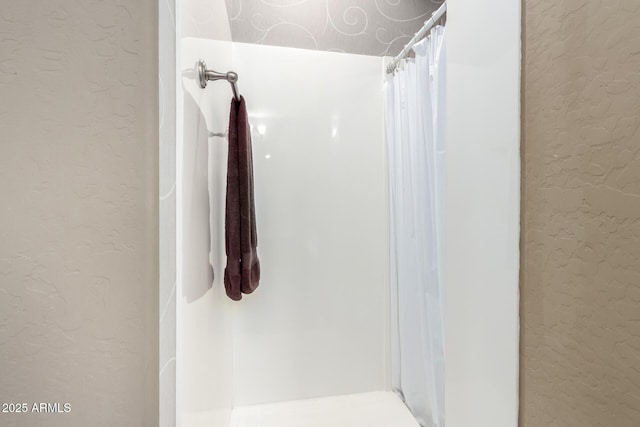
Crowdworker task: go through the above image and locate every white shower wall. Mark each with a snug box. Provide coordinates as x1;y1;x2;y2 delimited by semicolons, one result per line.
179;38;390;424
179;38;235;427
231;42;390;406
445;1;521;426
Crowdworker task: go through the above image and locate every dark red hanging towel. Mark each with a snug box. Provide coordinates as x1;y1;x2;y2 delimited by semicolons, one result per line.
224;96;260;301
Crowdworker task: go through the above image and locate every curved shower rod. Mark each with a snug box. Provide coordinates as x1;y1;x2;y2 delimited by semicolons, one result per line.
197;59;240;101
386;2;447;74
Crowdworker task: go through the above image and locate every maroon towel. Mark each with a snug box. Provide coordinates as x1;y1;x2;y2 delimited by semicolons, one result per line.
224;96;260;301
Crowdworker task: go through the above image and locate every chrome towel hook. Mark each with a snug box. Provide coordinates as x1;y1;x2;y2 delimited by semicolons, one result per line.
197;59;241;101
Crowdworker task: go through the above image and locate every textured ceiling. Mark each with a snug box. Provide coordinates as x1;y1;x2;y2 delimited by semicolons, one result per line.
226;0;444;56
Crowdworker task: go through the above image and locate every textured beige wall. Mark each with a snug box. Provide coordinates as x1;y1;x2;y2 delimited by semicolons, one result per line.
521;1;640;426
0;1;158;426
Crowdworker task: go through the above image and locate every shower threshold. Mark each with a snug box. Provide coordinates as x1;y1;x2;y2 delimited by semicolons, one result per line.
230;391;419;427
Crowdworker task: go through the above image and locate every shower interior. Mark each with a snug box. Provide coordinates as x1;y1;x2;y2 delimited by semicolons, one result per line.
169;2;522;426
179;37;413;427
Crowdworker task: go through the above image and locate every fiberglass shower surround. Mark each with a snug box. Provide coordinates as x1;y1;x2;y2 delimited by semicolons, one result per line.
181;38;395;426
177;9;446;427
167;1;523;426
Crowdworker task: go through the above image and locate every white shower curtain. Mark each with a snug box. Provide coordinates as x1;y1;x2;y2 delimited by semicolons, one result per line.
385;26;446;427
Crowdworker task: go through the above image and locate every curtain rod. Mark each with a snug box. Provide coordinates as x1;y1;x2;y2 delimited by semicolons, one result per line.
386;2;447;74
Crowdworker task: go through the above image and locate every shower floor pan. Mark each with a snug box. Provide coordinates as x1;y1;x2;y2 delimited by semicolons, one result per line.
230;391;419;427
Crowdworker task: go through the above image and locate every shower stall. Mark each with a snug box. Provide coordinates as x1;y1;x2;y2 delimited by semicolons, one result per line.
159;1;521;427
